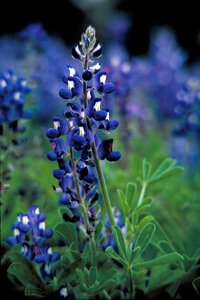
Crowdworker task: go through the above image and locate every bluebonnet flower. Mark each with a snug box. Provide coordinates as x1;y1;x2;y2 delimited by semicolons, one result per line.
0;69;31;133
6;206;60;280
46;26;121;235
0;69;31;193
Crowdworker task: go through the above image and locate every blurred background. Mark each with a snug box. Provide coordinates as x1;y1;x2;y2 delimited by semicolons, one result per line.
0;0;199;63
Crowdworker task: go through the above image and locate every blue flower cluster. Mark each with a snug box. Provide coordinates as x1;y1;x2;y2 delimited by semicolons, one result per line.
173;77;200;137
6;205;60;280
46;26;121;230
0;69;31;134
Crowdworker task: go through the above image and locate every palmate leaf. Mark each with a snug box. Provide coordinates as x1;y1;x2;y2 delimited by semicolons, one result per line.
147;158;183;185
105;246;128;266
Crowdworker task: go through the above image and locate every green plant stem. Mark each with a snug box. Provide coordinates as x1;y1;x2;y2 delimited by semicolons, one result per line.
70;147;96;266
89;236;96;266
102;290;111;299
128;267;135;299
70;147;89;230
91;142;116;226
137;182;147;207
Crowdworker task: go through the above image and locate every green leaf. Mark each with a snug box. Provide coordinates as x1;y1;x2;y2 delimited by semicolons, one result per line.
192;248;200;260
126;183;138;210
138;215;154;232
117;189;129;217
98;268;119;286
95;220;103;241
158;240;176;254
133;253;184;268
112;225;127;261
142;159;152;182
135;222;155;255
7;262;43;288
152;219;175;248
105;246;128;266
148;158;183;184
25;286;46;298
130;212;138;227
192;277;200;296
54;222;78;248
136;197;153;214
96;279;117;292
89;266;97;285
130;246;141;264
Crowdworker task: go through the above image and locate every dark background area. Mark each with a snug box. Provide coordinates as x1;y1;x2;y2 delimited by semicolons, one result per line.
0;1;199;64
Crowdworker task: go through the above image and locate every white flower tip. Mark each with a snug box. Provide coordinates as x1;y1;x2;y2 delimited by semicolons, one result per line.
60;287;68;298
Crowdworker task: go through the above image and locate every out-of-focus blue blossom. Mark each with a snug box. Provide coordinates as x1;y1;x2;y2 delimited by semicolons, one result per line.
173;77;200;137
171;77;200;171
0;23;74;125
0;69;31;133
6;205;60;280
145;27;188;120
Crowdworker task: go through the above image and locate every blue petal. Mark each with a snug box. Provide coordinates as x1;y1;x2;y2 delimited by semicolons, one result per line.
47;150;58;161
59;88;73;99
106;120;119;131
35;254;45;263
97;139;113;160
93;110;107;121
46;128;60;139
42;229;53;238
6;236;17;246
60;193;71;205
58;159;72;173
102;83;115;94
50;252;60;262
53;169;66;179
107;151;121;161
73;135;86;147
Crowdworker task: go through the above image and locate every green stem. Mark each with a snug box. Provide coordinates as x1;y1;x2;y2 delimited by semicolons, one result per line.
137;182;147;207
102;290;111;300
91;142;115;226
70;147;96;265
128;267;135;299
69;147;89;230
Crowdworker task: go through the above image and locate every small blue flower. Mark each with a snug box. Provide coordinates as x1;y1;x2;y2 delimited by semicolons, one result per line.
6;206;60;280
